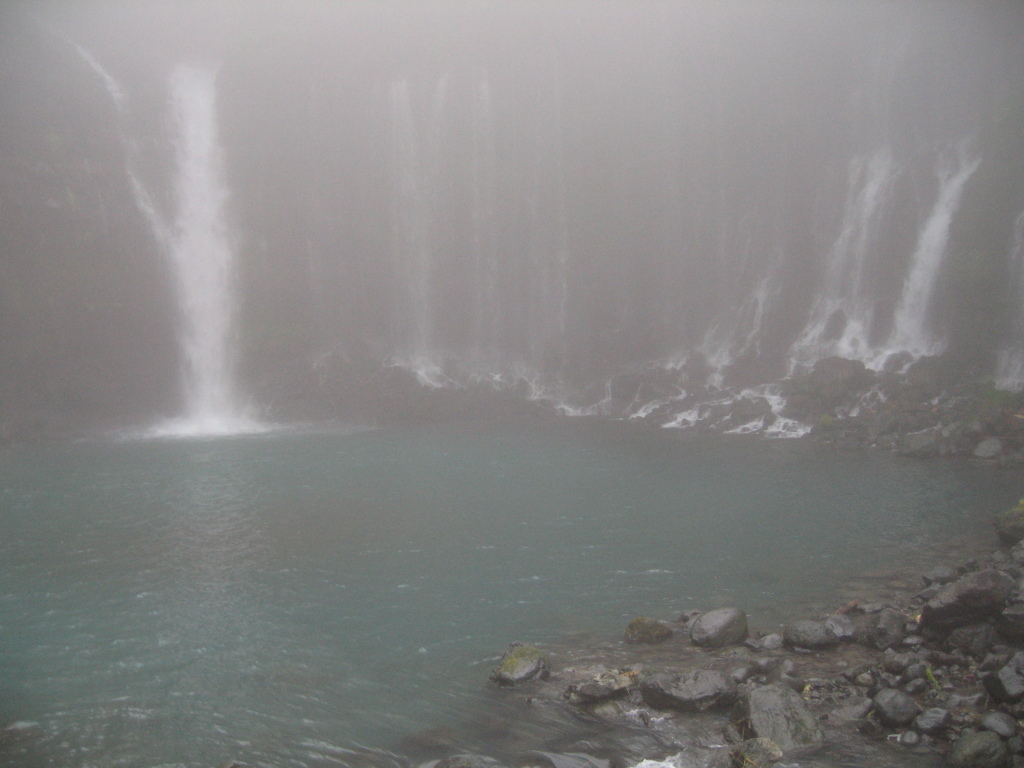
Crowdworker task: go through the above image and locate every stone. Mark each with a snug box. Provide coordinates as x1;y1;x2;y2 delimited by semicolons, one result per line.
872;688;921;727
981;711;1019;739
565;668;637;704
438;755;507;768
914;707;951;735
924;565;960;585
730;683;824;750
829;696;872;724
947;623;999;659
919;570;1015;630
640;669;737;712
624;616;673;644
995;501;1024;546
728;737;783;768
948;731;1009;768
899;426;941;457
783;619;838;649
824;613;855;640
869;607;907;650
984;654;1024;703
998;604;1024;642
490;643;549;686
759;633;784;651
975;438;1005;460
690;607;748;649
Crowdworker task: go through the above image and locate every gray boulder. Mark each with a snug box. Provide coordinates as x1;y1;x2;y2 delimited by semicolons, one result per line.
984;652;1024;703
974;437;1004;460
872;688;921;727
783;619;838;649
640;669;737;712
995;501;1024;546
730;683;823;750
981;711;1019;739
997;603;1024;641
690;607;748;649
868;607;906;649
948;731;1009;768
727;738;783;768
490;643;549;687
913;707;951;735
919;570;1014;630
624;616;673;644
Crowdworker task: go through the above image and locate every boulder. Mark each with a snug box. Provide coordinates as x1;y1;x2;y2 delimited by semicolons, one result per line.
728;738;783;768
868;607;906;650
948;731;1009;768
783;619;838;649
871;688;921;727
984;652;1024;703
913;707;951;735
690;607;748;649
640;669;737;712
899;426;942;457
974;437;1005;459
565;668;637;705
624;616;673;644
996;603;1024;641
918;570;1014;630
981;711;1019;739
438;755;507;768
995;501;1024;546
730;683;824;750
490;643;549;687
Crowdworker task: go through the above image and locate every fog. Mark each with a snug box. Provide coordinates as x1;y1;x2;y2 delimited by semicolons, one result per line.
1;1;1022;433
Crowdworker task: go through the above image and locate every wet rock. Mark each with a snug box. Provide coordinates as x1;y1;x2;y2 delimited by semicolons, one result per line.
640;669;737;712
824;613;855;640
983;653;1024;703
948;731;1009;768
526;752;611;768
882;649;916;674
995;502;1024;546
624;616;673;645
946;623;999;659
898;730;920;746
565;668;637;705
975;438;1005;460
399;726;461;759
899;426;942;457
919;570;1015;630
872;688;921;727
914;707;951;735
759;633;784;651
690;607;748;649
997;604;1024;642
730;683;824;750
783;619;838;649
490;643;550;686
828;696;872;724
728;737;783;768
924;565;960;586
981;711;1019;739
437;754;507;768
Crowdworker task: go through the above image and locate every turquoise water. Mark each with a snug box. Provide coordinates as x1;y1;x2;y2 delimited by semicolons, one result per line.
0;419;1018;766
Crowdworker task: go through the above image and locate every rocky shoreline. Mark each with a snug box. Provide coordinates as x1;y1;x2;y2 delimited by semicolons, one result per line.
382;504;1024;768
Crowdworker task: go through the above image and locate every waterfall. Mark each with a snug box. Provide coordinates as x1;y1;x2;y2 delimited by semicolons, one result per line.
996;210;1024;388
470;72;500;368
153;64;253;436
788;148;896;370
885;143;981;359
389;78;447;386
72;48;256;435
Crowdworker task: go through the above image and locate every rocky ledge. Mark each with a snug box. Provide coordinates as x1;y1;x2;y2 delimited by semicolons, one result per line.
390;502;1024;768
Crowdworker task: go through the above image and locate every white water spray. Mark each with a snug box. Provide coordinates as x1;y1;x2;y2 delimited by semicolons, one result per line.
996;210;1024;389
886;143;980;358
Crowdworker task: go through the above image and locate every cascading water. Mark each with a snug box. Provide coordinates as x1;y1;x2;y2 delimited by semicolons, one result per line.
885;142;981;361
151;64;255;436
789;148;897;369
996;210;1024;388
73;50;256;435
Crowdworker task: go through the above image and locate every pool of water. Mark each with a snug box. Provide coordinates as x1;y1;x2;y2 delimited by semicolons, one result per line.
0;418;1018;766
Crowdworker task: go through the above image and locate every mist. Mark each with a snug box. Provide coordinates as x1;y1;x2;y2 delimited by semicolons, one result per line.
1;0;1023;434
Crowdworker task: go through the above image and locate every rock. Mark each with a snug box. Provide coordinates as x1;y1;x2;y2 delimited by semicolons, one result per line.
981;711;1019;739
759;633;784;651
490;643;549;686
783;619;838;649
438;755;507;768
526;753;610;768
997;604;1024;641
565;668;637;704
924;565;960;585
868;608;906;650
829;696;872;724
690;607;748;649
984;653;1024;703
872;688;921;727
730;683;824;750
919;570;1015;630
948;731;1009;768
728;737;783;768
824;613;855;640
995;501;1024;546
975;438;1005;459
624;616;673;644
946;623;999;659
914;707;951;735
640;670;736;712
899;426;941;457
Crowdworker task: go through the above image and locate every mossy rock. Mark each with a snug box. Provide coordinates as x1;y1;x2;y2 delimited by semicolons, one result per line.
489;642;549;687
624;616;673;644
994;499;1024;545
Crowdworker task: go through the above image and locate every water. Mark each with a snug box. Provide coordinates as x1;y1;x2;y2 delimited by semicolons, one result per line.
0;421;1018;767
